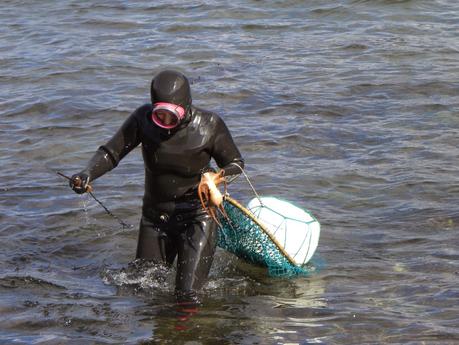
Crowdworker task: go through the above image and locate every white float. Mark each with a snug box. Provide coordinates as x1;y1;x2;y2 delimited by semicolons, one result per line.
247;197;320;266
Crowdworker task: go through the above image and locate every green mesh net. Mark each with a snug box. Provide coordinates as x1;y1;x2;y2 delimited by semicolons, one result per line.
217;197;309;277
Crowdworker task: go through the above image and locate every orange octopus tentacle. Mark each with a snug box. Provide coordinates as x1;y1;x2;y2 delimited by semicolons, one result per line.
197;170;231;226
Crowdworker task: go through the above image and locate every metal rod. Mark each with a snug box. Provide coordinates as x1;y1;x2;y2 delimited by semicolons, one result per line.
57;172;132;229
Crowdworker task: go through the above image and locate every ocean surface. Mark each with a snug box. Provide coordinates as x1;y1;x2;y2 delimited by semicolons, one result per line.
1;1;458;344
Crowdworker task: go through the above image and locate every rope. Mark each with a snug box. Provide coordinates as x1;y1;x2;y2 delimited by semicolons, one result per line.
227;162;263;205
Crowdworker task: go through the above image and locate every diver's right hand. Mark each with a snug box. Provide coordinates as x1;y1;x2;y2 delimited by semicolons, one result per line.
69;173;91;194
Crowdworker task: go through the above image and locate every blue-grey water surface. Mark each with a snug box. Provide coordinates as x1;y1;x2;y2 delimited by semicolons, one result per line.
1;1;458;344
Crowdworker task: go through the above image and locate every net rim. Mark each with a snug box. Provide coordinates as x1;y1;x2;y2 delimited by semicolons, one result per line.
223;196;298;267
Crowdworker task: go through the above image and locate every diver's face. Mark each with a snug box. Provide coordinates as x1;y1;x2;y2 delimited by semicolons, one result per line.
151;102;186;129
155;109;178;126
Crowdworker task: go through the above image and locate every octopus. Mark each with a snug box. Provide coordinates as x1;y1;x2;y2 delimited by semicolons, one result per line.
197;170;228;225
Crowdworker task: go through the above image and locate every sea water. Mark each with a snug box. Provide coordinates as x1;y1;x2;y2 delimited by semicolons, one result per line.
1;1;458;344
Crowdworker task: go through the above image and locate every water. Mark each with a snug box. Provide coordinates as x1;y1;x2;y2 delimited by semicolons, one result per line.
1;0;458;344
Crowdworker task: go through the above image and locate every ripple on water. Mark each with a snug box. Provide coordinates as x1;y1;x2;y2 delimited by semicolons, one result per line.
1;0;459;343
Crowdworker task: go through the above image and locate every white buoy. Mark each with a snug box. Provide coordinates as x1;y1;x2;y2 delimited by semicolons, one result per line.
247;197;320;266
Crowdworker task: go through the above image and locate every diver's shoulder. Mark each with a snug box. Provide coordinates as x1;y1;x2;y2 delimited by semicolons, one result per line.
134;103;153;116
192;106;222;123
128;103;152;123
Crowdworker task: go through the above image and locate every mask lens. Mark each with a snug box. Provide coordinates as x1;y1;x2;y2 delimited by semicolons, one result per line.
154;109;179;127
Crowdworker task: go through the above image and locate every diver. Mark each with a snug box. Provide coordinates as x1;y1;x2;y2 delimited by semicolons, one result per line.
69;70;244;301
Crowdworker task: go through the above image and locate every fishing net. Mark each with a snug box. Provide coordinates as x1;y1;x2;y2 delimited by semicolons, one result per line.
217;196;320;277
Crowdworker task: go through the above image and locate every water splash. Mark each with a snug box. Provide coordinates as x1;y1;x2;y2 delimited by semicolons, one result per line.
101;260;175;293
79;193;92;226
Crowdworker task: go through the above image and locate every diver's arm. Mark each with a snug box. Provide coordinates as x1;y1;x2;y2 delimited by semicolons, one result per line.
79;109;142;182
220;158;245;176
210;115;245;177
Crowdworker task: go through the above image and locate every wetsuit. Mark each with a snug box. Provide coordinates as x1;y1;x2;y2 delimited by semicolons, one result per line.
77;102;244;297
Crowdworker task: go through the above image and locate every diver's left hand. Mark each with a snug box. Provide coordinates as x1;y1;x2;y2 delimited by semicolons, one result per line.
69;173;91;194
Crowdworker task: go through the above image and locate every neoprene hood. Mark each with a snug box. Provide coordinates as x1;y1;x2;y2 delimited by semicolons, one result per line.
150;70;192;111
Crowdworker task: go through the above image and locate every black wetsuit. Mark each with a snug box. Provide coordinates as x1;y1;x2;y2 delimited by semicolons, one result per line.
79;103;244;296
